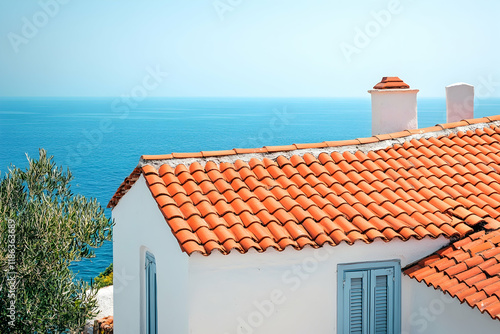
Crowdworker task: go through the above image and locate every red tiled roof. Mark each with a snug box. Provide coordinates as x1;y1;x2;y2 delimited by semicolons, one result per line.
109;116;500;257
373;76;410;89
405;230;500;320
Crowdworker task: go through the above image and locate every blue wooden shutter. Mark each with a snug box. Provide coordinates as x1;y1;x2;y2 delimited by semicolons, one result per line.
344;271;368;334
146;252;158;334
369;268;394;334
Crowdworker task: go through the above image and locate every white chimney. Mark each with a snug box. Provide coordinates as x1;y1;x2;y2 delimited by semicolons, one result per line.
446;83;474;123
368;77;419;136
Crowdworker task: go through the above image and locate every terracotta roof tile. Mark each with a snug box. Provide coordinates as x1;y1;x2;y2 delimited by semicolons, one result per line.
114;121;500;253
405;229;500;321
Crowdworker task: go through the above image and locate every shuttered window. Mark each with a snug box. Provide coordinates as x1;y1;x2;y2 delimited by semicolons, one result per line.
338;261;400;334
146;252;158;334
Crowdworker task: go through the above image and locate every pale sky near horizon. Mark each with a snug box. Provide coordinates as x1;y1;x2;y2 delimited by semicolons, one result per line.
0;0;499;98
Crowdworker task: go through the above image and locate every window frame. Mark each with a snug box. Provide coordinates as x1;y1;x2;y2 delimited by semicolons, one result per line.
337;260;401;334
145;251;158;334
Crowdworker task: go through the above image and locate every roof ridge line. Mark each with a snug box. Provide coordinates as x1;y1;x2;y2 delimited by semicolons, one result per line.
139;118;500;169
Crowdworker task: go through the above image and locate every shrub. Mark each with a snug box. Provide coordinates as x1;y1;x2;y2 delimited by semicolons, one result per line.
94;263;113;289
0;149;113;333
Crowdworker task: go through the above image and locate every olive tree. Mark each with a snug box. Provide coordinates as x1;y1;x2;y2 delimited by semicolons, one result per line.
0;149;112;333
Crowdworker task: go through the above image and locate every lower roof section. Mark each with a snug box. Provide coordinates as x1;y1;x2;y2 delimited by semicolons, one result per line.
405;229;500;321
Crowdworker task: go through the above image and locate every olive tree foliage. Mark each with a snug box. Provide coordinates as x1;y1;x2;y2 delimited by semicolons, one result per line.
0;149;113;333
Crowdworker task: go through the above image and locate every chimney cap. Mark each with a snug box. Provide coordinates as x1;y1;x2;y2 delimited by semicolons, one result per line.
446;82;474;88
373;77;410;89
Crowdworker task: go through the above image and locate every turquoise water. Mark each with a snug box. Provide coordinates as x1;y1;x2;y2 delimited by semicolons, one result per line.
1;97;499;281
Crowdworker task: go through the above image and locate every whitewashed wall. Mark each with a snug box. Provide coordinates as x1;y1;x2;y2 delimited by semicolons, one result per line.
113;175;189;334
188;237;449;334
402;277;499;334
114;176;499;333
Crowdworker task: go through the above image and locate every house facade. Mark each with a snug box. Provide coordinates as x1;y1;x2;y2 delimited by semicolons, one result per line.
109;78;500;333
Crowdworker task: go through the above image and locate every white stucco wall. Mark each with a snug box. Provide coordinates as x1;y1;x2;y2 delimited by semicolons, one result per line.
188;237;448;334
113;175;189;334
113;176;500;334
402;277;499;334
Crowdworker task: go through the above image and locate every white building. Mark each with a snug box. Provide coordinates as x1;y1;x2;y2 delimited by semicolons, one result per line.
109;78;500;333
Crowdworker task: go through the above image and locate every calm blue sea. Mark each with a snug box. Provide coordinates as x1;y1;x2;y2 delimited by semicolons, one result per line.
1;97;500;281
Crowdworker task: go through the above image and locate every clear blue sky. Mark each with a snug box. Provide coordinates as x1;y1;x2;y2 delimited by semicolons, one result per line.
0;0;499;97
